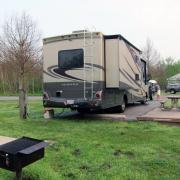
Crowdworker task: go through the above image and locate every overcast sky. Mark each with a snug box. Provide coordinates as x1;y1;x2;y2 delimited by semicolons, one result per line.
0;0;180;59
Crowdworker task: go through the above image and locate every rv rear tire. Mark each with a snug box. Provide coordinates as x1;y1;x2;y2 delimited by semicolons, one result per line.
77;108;90;113
141;98;147;104
119;99;126;113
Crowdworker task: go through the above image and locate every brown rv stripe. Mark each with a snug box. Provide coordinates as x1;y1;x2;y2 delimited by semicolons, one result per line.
46;63;104;82
119;81;139;92
43;70;60;79
85;63;104;70
119;68;141;89
47;65;76;81
125;43;142;74
124;56;136;75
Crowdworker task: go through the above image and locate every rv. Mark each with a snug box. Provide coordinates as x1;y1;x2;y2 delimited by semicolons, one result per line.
43;31;148;113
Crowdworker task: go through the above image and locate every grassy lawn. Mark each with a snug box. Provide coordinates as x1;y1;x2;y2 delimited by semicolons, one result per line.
0;92;42;96
0;101;179;180
164;100;180;108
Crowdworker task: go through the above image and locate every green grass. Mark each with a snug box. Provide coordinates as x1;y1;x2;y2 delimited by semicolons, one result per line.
0;92;42;96
164;100;180;108
161;90;180;96
0;101;179;180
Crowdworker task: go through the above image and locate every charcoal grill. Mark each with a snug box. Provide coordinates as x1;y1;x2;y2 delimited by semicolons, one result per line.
0;137;48;180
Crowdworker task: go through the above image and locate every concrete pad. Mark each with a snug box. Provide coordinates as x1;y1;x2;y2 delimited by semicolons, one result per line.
137;108;180;123
0;136;15;145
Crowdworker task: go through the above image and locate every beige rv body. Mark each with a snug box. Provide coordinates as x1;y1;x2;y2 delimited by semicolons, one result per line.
43;32;104;83
43;31;148;112
105;39;146;98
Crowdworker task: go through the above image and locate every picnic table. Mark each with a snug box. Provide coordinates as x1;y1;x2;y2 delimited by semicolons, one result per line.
167;96;180;108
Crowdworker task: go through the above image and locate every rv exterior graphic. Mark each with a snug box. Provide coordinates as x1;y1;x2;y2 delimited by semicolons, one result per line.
43;31;148;113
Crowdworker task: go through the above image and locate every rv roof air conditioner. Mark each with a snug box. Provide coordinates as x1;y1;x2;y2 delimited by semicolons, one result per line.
72;30;90;34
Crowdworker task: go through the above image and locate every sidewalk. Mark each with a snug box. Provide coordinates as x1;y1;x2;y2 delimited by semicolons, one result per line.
0;136;15;145
137;107;180;122
0;96;42;101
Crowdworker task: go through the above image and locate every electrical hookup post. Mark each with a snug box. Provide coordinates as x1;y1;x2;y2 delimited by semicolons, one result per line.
43;108;54;119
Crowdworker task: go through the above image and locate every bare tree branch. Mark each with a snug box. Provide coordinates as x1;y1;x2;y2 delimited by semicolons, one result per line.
0;12;42;119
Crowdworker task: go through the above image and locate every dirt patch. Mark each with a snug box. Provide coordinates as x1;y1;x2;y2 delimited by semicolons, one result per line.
79;165;90;172
101;162;112;169
113;149;121;156
72;149;81;156
64;173;76;179
124;151;135;158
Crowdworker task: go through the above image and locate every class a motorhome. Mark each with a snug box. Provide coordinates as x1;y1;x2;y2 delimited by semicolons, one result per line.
43;30;148;113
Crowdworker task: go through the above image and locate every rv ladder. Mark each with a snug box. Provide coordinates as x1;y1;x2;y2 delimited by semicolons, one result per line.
83;30;94;100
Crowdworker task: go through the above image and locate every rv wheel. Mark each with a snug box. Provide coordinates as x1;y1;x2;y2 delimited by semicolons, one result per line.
77;108;90;114
119;99;126;113
141;98;147;104
170;89;176;94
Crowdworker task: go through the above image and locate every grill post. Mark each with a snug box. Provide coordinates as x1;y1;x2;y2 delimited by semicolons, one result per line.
16;169;22;180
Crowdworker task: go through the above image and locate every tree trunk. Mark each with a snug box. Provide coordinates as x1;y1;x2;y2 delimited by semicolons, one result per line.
1;71;5;94
19;74;28;119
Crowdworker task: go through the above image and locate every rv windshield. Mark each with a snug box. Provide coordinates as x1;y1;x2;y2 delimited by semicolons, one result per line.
58;49;84;69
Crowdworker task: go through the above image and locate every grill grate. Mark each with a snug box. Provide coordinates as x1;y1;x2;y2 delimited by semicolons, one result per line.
0;137;41;154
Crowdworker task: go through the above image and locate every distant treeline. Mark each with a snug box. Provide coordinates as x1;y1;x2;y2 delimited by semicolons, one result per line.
0;62;42;95
150;58;180;89
0;56;179;94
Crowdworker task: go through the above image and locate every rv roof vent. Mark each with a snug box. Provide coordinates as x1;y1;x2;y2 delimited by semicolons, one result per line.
72;30;90;34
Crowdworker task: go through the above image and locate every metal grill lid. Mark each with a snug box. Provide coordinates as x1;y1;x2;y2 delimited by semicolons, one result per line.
0;137;43;154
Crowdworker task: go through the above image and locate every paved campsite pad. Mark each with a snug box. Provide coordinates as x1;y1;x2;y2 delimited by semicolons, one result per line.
0;136;15;145
56;101;160;121
137;108;180;123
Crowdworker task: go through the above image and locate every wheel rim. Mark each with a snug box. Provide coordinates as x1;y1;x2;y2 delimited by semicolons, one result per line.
122;101;125;111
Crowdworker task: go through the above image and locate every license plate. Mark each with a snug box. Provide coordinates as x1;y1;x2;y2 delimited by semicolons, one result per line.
67;100;74;105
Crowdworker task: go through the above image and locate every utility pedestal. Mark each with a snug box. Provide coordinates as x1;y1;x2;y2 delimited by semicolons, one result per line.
44;108;54;119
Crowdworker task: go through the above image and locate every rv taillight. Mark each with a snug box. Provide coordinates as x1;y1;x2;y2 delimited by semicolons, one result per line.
95;91;102;99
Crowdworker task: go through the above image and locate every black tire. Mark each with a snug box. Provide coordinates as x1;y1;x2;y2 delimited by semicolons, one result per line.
170;89;176;94
77;108;90;114
141;98;147;104
119;98;126;113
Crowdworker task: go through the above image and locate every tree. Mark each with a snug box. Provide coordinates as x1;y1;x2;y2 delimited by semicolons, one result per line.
142;38;161;77
0;13;41;119
164;58;180;78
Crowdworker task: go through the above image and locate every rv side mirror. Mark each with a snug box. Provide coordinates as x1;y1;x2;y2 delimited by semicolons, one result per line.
135;74;140;81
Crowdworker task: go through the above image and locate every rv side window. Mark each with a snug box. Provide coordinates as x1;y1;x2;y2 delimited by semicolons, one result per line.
135;74;140;81
141;59;147;84
58;49;84;69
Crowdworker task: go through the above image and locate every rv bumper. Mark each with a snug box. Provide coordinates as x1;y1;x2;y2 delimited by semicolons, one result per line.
43;97;102;109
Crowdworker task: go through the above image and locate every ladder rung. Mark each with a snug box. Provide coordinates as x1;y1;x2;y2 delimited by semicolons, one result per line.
84;45;93;47
85;56;93;57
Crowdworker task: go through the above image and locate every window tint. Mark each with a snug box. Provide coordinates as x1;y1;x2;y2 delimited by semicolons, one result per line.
58;49;83;69
141;60;147;84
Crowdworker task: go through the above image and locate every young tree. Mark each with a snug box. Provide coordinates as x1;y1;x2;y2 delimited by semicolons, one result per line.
0;13;41;119
142;38;161;77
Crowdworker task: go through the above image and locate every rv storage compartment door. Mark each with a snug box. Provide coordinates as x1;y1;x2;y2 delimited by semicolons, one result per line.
105;39;119;88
